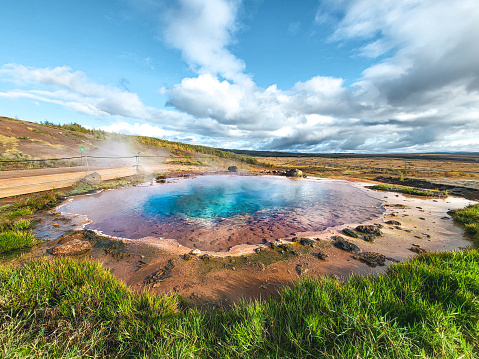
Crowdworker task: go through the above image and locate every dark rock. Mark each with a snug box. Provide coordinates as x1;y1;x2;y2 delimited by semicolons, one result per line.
183;253;193;261
363;235;375;242
296;264;308;275
144;268;172;285
199;254;211;261
228;166;238;172
285;168;303;177
316;250;329;261
298;237;315;247
355;225;383;236
352;252;386;267
342;228;359;238
332;237;361;253
409;245;427;254
50;239;92;256
385;220;402;226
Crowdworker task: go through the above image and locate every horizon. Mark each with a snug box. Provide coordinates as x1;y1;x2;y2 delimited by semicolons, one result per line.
1;0;478;154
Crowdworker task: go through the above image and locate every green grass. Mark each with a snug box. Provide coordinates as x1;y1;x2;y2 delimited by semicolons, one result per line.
369;184;448;197
0;230;38;253
449;204;479;237
1;251;478;358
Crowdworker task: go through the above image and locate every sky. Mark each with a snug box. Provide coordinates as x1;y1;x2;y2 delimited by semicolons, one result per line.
1;0;478;153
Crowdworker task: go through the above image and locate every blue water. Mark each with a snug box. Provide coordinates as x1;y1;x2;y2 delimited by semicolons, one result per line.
143;176;325;220
59;175;385;251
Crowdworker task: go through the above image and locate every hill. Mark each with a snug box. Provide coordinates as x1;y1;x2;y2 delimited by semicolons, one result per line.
0;116;257;171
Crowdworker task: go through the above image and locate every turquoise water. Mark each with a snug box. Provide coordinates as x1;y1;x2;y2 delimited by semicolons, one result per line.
143;176;326;220
59;175;384;251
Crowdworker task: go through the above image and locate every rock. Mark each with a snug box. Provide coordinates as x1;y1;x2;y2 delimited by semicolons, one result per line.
285;169;303;177
82;172;102;185
316;250;329;261
190;249;201;255
298;237;315;247
296;264;308;275
50;239;92;256
352;252;386;267
199;254;211;261
342;228;359;238
144;268;172;285
409;245;427;254
363;235;375;242
228;166;238;172
385;220;402;226
355;225;383;236
183;253;193;261
332;237;361;253
165;258;177;271
330;274;340;280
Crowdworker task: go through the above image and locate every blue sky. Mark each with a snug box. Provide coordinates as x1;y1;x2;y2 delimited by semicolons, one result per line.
1;0;478;153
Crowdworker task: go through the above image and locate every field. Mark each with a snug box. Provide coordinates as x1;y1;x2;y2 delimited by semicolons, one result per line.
256;154;479;180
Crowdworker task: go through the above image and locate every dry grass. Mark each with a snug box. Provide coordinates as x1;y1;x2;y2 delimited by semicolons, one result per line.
258;155;479;180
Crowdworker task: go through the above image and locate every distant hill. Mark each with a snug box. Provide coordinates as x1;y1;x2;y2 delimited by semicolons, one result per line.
220;148;479;163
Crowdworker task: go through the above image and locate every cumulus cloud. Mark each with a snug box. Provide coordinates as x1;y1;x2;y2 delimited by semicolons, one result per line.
159;0;245;81
2;0;479;153
160;0;479;152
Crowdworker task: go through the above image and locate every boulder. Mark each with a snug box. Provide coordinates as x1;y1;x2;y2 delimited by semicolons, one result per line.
285;169;303;177
332;237;361;253
342;228;359;238
352;252;386;267
81;172;102;185
316;250;330;261
385;220;401;226
363;235;375;242
409;245;427;254
298;237;315;247
51;239;92;256
355;225;383;236
228;166;238;172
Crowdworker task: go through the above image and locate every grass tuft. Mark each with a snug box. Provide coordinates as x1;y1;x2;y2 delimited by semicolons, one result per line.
0;230;38;253
369;184;448;197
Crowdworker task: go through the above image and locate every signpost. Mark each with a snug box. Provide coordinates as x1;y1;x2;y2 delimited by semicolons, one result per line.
80;148;89;174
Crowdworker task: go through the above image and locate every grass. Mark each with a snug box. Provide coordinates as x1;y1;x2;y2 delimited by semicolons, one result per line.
0;192;63;253
369;184;448;197
0;230;38;253
449;204;479;237
1;251;478;358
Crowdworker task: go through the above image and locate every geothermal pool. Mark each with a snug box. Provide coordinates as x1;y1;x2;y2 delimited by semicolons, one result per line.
59;175;385;252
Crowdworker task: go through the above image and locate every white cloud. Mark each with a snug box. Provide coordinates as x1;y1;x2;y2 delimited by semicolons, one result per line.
99;121;174;138
160;0;245;81
2;1;479;153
